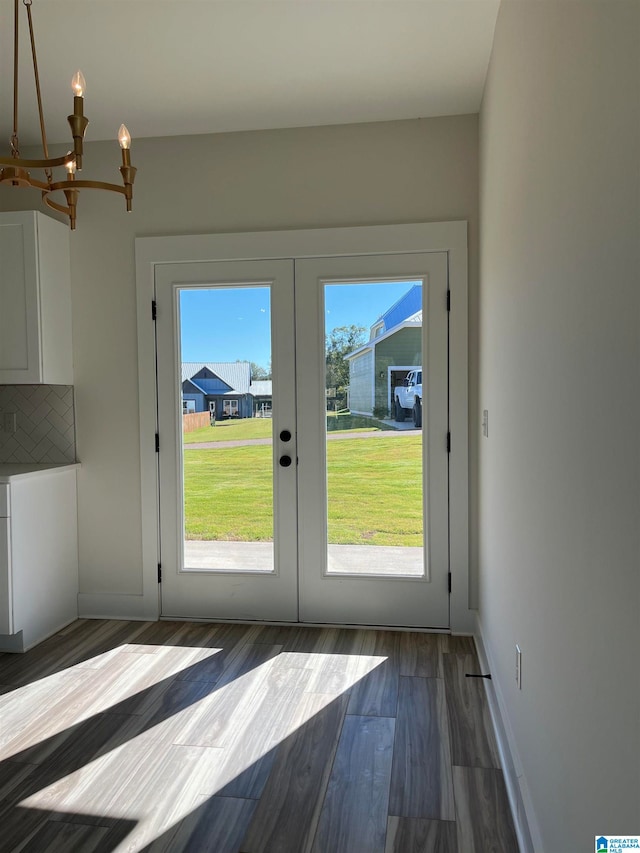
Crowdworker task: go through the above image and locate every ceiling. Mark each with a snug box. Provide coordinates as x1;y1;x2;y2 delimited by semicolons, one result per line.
0;0;500;148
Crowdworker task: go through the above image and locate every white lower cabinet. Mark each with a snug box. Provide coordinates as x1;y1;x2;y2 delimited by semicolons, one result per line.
0;465;79;652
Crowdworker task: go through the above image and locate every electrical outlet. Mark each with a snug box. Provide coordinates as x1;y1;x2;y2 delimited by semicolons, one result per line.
515;644;522;689
0;412;17;434
482;409;489;437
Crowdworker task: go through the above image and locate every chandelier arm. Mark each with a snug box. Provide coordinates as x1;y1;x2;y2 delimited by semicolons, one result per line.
43;180;131;232
0;153;75;169
25;176;49;191
45;179;128;195
24;0;52;181
41;192;71;217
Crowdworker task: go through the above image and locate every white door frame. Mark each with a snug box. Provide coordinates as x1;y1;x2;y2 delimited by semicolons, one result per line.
135;222;471;632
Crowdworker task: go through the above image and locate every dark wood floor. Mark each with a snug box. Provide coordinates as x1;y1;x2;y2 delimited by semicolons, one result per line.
0;620;518;853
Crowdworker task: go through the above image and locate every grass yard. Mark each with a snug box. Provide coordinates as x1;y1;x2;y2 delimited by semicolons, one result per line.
184;434;422;546
326;437;423;546
184;445;274;541
184;413;394;445
184;419;272;444
326;413;394;432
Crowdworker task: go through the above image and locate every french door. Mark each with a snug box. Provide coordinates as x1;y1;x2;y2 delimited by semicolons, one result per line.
156;260;298;622
155;252;450;628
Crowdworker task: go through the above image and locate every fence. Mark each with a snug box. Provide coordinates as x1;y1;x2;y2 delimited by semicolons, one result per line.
182;412;211;433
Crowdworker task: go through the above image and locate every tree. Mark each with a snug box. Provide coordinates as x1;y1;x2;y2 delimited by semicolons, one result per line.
325;325;367;397
250;362;271;380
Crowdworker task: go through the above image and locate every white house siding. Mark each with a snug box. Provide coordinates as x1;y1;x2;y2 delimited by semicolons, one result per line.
348;351;374;414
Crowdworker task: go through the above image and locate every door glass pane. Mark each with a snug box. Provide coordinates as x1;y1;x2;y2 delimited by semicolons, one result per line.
324;280;424;577
179;286;274;572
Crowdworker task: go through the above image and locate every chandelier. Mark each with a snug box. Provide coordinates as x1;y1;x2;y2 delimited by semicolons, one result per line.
0;0;136;230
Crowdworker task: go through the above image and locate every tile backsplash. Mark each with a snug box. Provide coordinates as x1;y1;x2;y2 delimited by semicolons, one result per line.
0;385;76;464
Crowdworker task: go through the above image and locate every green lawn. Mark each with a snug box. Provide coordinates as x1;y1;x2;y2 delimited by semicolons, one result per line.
184;414;393;445
326;413;394;432
184;434;422;546
184;419;272;444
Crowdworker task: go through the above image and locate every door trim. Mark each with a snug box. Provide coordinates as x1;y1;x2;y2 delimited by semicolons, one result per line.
135;222;471;631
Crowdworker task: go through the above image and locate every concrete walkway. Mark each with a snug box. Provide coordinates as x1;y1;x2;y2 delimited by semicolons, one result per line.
186;427;420;450
184;540;423;576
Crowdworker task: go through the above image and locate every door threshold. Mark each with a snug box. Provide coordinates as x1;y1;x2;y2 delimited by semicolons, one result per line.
159;615;452;633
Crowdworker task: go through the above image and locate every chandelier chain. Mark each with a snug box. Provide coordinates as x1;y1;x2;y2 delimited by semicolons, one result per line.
13;0;20;150
24;0;52;183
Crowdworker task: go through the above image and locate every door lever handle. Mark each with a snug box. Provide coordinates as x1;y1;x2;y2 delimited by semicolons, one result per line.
279;455;292;467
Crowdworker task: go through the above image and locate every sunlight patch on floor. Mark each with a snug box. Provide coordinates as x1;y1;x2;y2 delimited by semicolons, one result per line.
14;650;387;850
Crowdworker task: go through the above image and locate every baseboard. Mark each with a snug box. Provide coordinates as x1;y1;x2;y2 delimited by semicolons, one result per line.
474;616;543;853
0;615;79;653
78;592;159;621
0;630;25;653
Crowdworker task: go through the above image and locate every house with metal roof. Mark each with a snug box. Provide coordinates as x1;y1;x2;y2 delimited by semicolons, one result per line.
249;380;274;417
182;362;271;419
345;285;422;418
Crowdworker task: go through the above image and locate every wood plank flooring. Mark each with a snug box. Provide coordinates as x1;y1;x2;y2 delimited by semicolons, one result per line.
0;620;518;853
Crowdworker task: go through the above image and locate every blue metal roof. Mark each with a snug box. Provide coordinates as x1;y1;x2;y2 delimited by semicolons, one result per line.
183;378;207;395
378;284;422;333
182;362;252;394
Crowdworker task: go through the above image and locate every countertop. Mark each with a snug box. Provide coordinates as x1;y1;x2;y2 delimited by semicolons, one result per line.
0;463;80;483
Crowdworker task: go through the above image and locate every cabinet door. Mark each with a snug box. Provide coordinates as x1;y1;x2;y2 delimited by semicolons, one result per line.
0;214;41;383
0;211;72;384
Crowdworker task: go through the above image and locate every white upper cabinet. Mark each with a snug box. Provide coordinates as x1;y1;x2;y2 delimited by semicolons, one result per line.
0;210;73;384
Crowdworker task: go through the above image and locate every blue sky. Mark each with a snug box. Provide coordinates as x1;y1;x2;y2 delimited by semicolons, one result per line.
180;280;418;367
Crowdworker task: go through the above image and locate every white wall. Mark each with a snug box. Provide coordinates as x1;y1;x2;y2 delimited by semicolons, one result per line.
0;116;479;598
478;1;640;849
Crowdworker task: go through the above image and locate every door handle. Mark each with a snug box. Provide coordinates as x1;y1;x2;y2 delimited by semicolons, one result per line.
279;455;292;467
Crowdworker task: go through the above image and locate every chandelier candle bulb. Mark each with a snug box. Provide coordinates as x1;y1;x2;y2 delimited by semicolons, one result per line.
118;124;131;150
71;70;86;97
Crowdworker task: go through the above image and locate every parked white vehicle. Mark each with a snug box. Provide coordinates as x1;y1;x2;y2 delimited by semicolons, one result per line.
393;368;422;427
